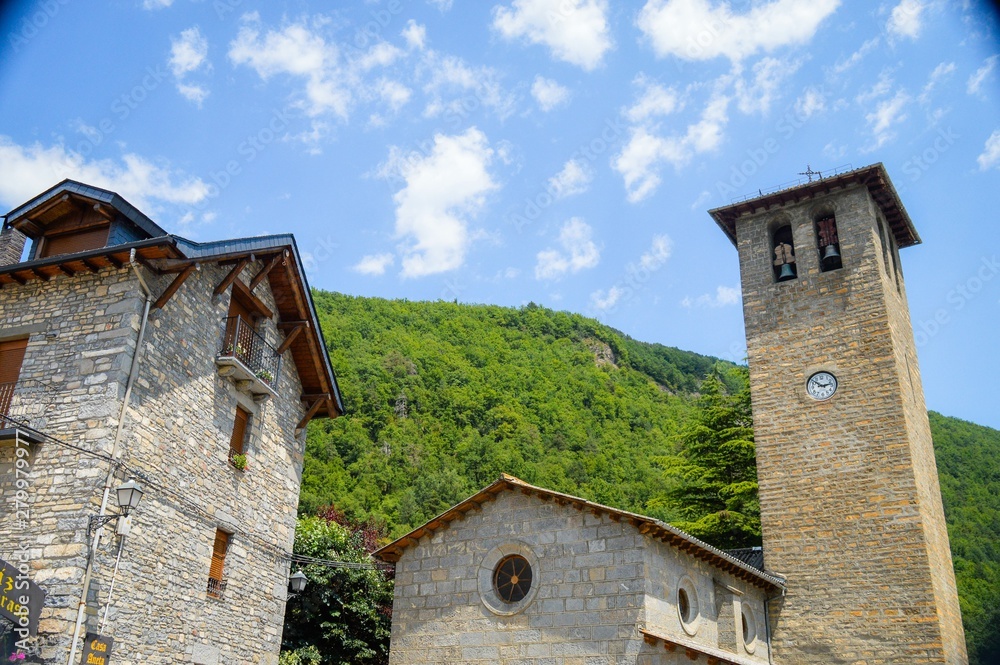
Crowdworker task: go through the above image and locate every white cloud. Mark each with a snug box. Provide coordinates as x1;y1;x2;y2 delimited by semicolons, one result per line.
591;285;624;311
977;130;1000;171
590;234;672;312
968;55;998;96
0;136;210;213
170;27;210;106
229;16;350;119
378;128;498;278
493;0;612;71
887;0;924;40
420;52;516;120
865;89;910;148
402;20;427;50
833;37;879;74
548;158;593;199
638;234;672;270
375;79;412;111
143;0;172;9
735;57;798;114
356;42;405;72
681;285;740;308
919;62;955;105
176;83;210;106
637;0;840;63
613;75;730;202
170;27;209;77
531;76;571;111
795;86;826;119
353;253;395;275
535;218;600;279
624;75;680;122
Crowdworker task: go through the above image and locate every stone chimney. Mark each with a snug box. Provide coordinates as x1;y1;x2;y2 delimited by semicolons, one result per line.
0;223;28;266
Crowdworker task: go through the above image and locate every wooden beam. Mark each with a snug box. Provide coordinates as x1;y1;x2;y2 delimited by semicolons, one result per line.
82;258;102;273
214;258;250;297
250;251;286;291
278;320;309;329
57;264;75;277
8;272;27;285
276;323;306;355
153;263;198;310
106;254;124;269
296;397;327;431
31;268;50;282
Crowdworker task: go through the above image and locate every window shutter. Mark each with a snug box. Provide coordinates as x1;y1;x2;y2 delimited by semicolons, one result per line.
230;407;249;455
0;338;28;416
209;530;229;582
39;226;110;258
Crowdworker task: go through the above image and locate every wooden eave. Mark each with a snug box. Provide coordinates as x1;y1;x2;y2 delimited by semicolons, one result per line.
0;236;341;420
640;630;759;665
708;163;919;250
0;239;178;289
374;474;785;592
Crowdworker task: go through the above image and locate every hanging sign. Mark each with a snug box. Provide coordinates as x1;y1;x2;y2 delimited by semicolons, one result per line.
0;557;45;636
80;633;114;665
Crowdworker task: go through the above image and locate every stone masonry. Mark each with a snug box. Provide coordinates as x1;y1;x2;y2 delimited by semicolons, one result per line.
385;488;772;665
1;255;314;664
726;175;966;663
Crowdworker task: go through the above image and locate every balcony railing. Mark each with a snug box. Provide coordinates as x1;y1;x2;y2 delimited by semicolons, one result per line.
0;381;13;420
206;577;228;599
217;316;281;396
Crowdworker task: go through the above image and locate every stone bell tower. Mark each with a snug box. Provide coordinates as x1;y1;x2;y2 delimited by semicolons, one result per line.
708;164;966;663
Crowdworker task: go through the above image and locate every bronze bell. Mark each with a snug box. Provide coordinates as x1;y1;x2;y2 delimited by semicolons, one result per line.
822;243;842;268
778;263;796;281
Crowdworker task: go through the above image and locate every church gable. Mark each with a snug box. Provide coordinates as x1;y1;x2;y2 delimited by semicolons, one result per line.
376;475;778;664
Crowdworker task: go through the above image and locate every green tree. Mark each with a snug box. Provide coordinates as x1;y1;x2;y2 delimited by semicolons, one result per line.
651;369;760;549
281;514;393;665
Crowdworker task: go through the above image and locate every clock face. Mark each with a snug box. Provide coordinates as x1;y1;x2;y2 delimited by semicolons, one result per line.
807;371;838;400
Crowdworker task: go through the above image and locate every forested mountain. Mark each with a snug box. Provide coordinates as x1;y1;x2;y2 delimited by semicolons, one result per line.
298;291;999;663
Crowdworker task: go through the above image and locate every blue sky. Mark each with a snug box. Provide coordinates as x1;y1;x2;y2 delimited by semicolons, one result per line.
0;0;998;429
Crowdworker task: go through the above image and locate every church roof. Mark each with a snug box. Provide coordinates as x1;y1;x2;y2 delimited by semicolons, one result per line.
374;473;785;592
708;162;920;250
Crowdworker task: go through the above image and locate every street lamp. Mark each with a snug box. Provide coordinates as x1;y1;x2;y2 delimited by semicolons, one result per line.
289;570;308;596
89;478;145;537
115;478;144;517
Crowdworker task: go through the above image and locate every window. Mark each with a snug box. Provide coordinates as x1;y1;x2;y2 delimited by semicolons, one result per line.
676;577;700;635
771;225;797;282
229;406;250;468
741;603;758;653
493;555;532;603
37;225;110;259
815;215;843;272
0;338;28;419
207;529;230;599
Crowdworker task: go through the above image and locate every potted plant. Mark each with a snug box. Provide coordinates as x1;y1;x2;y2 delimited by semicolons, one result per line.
255;369;274;383
230;452;248;471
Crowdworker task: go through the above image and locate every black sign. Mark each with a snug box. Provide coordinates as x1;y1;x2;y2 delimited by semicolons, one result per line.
0;557;44;636
80;633;114;665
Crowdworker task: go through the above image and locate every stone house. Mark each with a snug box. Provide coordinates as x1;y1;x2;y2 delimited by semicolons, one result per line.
0;180;343;664
376;474;783;665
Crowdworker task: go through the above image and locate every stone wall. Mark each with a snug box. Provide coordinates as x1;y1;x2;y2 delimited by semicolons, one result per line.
388;490;770;664
733;183;966;663
0;258;311;664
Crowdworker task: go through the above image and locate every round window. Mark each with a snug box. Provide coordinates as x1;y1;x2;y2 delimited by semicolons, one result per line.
676;578;700;635
741;603;757;652
493;555;532;603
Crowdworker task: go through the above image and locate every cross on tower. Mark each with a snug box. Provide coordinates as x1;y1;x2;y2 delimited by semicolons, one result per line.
798;164;822;182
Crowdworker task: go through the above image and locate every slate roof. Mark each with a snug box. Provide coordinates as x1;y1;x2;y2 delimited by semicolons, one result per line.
1;182;343;418
708;162;919;249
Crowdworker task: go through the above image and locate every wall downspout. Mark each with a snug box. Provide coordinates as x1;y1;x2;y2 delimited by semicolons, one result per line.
66;251;152;665
763;587;785;665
